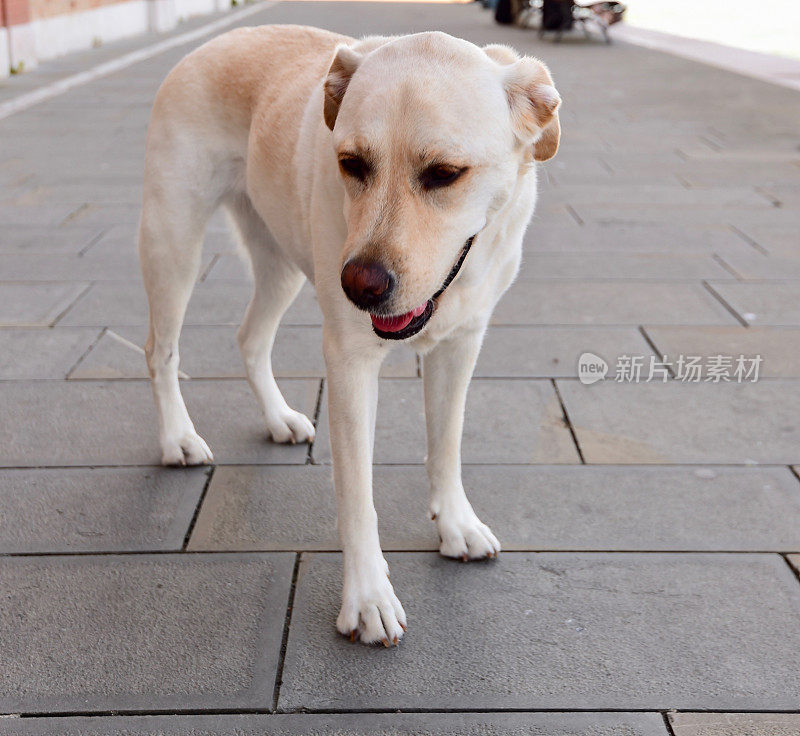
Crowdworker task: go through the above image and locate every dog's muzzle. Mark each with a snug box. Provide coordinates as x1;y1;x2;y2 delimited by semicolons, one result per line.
370;234;476;341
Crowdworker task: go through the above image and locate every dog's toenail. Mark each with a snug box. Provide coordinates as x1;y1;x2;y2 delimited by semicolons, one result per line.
350;629;357;642
392;635;399;645
430;512;437;520
381;637;390;648
460;553;468;562
400;622;407;632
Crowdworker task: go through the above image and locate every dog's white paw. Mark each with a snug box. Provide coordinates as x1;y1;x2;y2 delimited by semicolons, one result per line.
161;430;213;466
337;558;407;646
265;408;315;444
432;498;500;561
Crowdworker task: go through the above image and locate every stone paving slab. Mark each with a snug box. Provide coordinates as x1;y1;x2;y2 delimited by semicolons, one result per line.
716;250;800;280
69;325;416;379
0;251;209;281
188;464;800;552
0;282;88;327
0;552;293;714
475;326;653;378
490;282;738;326
521;223;753;255
517;253;733;281
644;325;800;378
551;184;772;209
279;552;800;711
0;327;100;379
312;379;580;465
58;280;323;327
0;224;104;254
707;282;800;326
2;181;144;207
669;713;800;736
0;713;671;735
0;467;207;553
568;204;777;227
0;202;77;226
731;223;798;256
557;379;800;464
86;223;235;258
0;379;318;466
675;161;800;188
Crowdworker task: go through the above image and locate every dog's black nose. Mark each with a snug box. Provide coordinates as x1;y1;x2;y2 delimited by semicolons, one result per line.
341;258;395;309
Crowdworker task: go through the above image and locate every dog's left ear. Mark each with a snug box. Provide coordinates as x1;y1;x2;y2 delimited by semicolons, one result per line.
324;45;363;131
502;57;562;161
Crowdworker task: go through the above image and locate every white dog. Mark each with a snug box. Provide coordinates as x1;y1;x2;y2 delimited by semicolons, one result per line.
139;25;560;646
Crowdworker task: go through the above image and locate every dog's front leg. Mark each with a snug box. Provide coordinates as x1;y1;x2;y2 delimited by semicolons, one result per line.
423;325;501;560
324;332;407;646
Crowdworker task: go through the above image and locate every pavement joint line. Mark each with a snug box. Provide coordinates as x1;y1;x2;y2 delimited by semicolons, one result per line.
2;550;798;558
637;325;676;378
551;378;585;464
728;225;770;255
181;465;215;550
13;707;800;718
780;554;800;588
198;253;221;282
697;135;723;153
1;461;799;469
597;157;614;174
710;253;744;281
564;204;584;226
63;326;106;379
76;228;108;257
306;378;325;465
60;203;91;226
755;187;783;208
50;282;92;327
0;0;279;122
272;552;302;712
701;280;749;327
661;712;678;736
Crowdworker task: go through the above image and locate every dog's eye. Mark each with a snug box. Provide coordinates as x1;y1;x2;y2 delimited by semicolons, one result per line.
420;165;466;190
339;155;370;181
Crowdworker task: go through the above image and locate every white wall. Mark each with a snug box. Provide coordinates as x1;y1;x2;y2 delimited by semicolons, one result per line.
3;0;229;75
0;28;9;78
7;22;38;72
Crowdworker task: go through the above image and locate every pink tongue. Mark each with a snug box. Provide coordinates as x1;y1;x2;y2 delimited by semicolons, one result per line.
371;302;427;333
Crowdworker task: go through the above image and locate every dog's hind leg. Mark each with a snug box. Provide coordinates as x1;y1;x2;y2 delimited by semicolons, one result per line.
423;324;501;560
139;187;214;466
227;194;315;444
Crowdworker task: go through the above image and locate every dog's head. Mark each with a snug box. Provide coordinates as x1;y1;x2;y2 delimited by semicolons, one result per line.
325;32;561;340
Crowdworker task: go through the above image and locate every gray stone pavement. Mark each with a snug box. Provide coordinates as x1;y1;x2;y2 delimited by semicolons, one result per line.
0;0;799;733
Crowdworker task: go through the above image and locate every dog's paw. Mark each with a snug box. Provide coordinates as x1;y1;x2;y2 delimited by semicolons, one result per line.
265;408;315;444
161;430;213;466
432;499;500;561
337;559;407;646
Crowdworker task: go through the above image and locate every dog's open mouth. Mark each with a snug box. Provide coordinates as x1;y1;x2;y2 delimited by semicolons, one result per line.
370;235;476;340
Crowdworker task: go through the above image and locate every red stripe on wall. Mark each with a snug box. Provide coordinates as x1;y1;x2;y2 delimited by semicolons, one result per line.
1;0;32;26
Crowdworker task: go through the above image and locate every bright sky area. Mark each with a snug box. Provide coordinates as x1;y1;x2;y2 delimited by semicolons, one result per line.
625;0;800;60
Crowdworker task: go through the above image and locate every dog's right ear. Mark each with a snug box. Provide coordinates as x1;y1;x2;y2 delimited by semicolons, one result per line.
324;45;362;131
